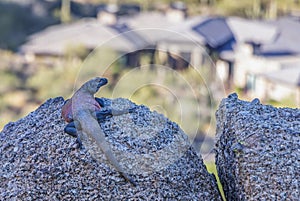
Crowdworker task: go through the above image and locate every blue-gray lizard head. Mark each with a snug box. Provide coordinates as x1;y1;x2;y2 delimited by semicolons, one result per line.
83;77;108;94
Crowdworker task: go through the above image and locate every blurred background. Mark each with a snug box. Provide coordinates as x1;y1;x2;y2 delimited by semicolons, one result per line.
0;0;299;158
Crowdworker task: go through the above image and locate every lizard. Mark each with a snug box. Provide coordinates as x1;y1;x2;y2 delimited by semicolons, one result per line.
62;97;117;138
61;77;136;186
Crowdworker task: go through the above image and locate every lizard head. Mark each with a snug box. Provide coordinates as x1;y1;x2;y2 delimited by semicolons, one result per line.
83;77;108;94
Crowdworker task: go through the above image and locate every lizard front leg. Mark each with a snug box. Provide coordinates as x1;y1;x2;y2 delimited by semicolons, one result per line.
96;107;137;120
64;121;77;137
64;121;83;148
63;107;136;138
63;97;111;137
64;97;136;149
95;97;137;117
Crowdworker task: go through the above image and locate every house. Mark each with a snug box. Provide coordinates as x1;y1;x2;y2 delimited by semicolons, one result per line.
223;16;279;88
189;17;236;84
120;12;213;70
120;12;179;44
19;3;300;104
251;66;300;106
119;2;205;70
155;15;209;70
19;18;149;67
233;17;300;103
259;17;300;56
181;15;300;105
220;16;300;106
192;16;300;87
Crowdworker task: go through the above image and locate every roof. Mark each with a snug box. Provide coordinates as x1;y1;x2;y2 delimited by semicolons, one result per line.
119;12;180;43
120;12;178;31
142;16;237;56
20;18;149;55
192;17;234;49
227;17;278;44
259;17;300;56
161;16;207;44
261;66;300;87
120;14;210;52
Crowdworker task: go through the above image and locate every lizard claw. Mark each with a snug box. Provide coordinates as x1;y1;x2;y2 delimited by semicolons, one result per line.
64;121;78;138
75;137;83;149
96;109;112;121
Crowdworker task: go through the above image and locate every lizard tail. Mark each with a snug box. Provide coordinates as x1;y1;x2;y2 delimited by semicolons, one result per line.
76;111;136;186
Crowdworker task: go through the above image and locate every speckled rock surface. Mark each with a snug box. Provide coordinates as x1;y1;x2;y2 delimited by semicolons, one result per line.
215;93;300;201
0;97;221;200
